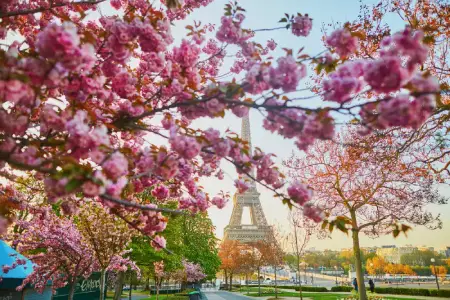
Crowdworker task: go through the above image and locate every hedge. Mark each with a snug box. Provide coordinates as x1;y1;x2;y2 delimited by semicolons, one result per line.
375;287;450;298
294;286;328;292
331;286;353;292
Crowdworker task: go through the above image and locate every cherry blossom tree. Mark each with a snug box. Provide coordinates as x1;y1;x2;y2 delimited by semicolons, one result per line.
183;259;206;283
284;128;446;300
12;207;97;299
77;203;134;300
339;0;450;178
288;209;316;300
153;261;165;300
0;0;443;245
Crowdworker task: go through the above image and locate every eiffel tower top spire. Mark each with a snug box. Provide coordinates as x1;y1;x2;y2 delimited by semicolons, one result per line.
240;114;257;189
241;115;252;155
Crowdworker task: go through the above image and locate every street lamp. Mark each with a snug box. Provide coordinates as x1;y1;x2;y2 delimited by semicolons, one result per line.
431;258;440;290
334;266;338;285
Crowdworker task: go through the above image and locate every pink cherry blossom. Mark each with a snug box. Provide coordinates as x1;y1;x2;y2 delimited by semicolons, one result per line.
364;56;408;94
211;196;227;209
152;185;170;200
170;134;201;159
326;28;358;58
183;260;206;282
235;179;250;194
267;39;277;50
287;181;312;205
323;61;365;103
303;203;324;223
291;14;312;37
151;236;167;251
270;56;306;92
102;152;129;180
216;16;250;44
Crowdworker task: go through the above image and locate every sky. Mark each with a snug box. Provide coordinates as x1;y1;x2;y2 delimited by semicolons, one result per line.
155;0;450;251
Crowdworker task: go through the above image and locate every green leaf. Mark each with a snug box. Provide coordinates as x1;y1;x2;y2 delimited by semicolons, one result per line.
336;219;348;234
423;35;435;45
279;18;288;23
316;64;324;75
65;179;83;192
393;229;400;238
329;222;335;233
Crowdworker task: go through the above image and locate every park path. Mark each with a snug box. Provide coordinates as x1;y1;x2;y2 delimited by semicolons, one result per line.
203;290;257;300
120;295;148;300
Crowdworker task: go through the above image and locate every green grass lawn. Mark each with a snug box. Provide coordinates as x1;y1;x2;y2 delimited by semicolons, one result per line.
237;290;424;300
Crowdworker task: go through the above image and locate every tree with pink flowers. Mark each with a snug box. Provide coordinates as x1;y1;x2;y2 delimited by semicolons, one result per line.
11;207;97;300
0;0;444;250
182;260;206;283
284;128;446;299
77;203;134;300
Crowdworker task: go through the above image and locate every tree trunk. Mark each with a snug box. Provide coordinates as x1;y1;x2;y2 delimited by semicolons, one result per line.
128;272;132;300
274;267;278;299
68;280;77;300
246;273;249;295
229;273;233;291
156;278;160;300
258;267;261;296
352;227;367;300
114;272;125;300
144;276;150;291
100;269;106;300
224;270;228;290
298;270;303;300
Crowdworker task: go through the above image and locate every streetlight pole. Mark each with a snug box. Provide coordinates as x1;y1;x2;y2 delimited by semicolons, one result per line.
334;266;338;286
431;258;440;290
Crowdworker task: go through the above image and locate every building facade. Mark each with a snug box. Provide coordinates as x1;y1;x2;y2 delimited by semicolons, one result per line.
376;245;417;263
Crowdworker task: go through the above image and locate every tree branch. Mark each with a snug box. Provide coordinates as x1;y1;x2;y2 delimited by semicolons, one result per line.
0;0;106;18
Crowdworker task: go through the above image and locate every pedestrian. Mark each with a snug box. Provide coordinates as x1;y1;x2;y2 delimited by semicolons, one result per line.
353;278;358;292
368;279;375;293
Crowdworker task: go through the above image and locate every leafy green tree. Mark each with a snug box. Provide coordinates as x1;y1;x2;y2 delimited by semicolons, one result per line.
400;250;445;267
128;200;220;286
179;211;220;280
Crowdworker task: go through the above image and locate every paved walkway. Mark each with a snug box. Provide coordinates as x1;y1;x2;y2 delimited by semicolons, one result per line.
203;291;257;300
120;295;148;300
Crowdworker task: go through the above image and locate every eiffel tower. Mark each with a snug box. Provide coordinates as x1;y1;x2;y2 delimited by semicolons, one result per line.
223;115;273;243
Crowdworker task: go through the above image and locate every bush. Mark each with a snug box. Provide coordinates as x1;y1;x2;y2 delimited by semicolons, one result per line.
331;286;353;292
375;287;429;296
429;289;450;298
294;286;328;292
374;287;449;297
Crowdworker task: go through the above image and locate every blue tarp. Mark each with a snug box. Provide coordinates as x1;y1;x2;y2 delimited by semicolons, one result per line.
0;240;34;278
0;240;34;289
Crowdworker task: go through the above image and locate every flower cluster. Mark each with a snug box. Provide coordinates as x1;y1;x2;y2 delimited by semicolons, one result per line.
263;98;335;150
107;252;141;279
325;28;359;58
183;260;206;282
216;15;251;44
291;14;313;37
287;181;313;206
323;27;437;132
